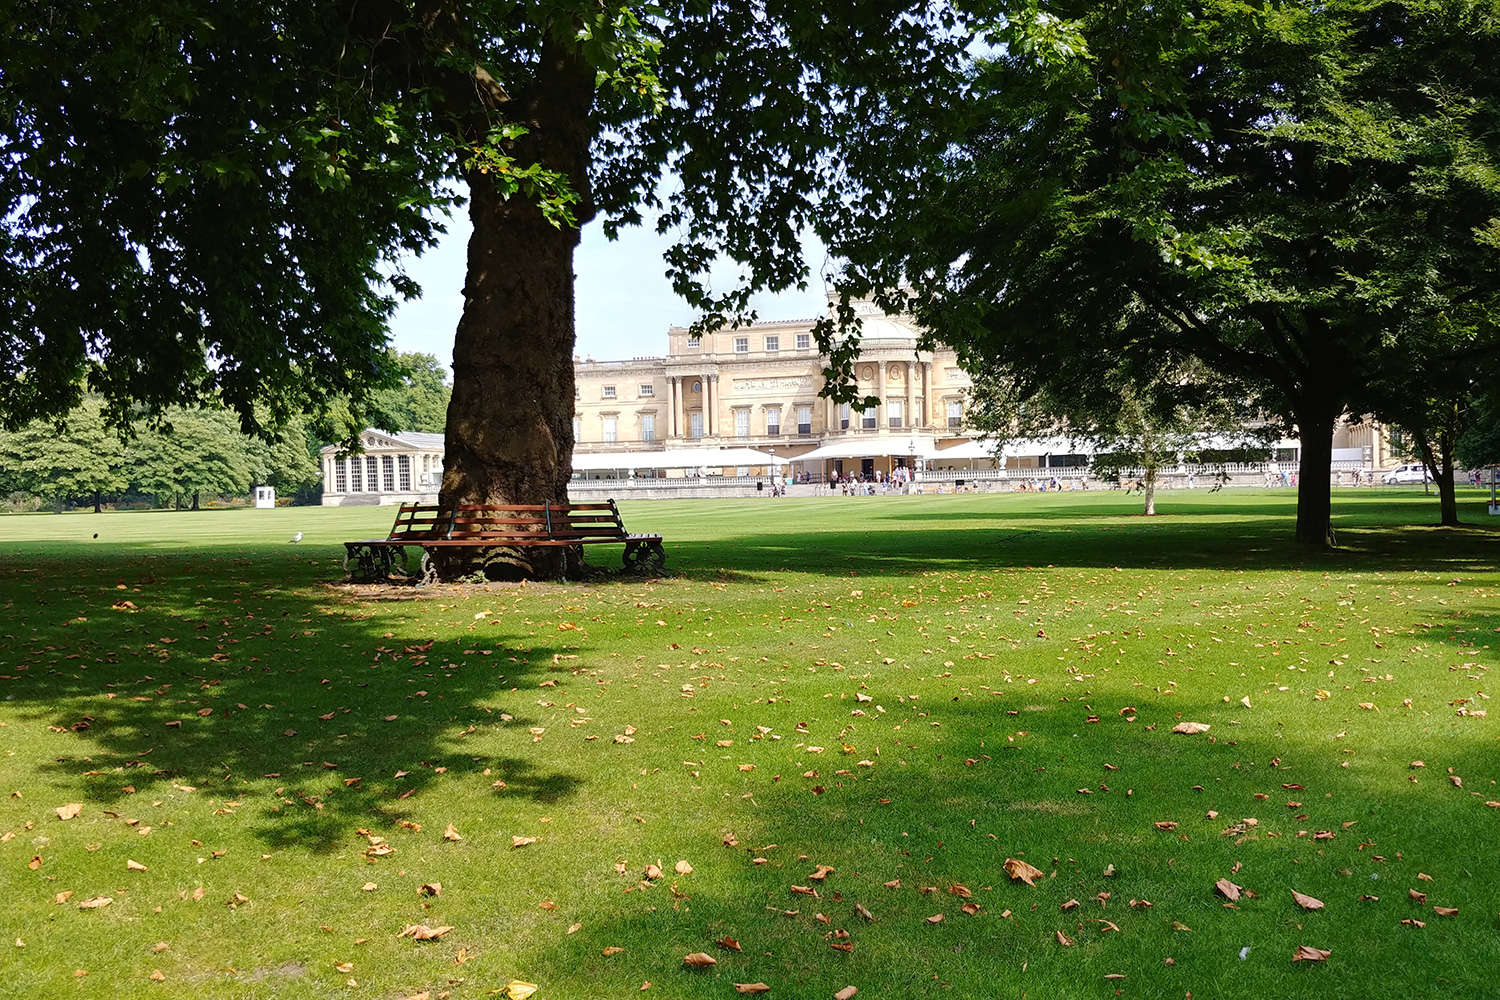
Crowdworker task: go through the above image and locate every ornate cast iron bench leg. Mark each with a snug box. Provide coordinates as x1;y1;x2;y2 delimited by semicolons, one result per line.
345;544;383;584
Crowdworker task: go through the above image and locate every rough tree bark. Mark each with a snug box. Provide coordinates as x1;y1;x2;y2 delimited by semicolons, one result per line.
1292;391;1341;547
437;36;596;579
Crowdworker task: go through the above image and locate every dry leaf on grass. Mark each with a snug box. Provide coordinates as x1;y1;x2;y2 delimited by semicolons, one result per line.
603;946;625;956
1214;879;1242;902
443;824;463;842
1292;945;1330;963
683;952;717;968
505;982;539;1000
854;903;876;922
834;988;858;1000
925;914;944;924
1433;906;1458;917
126;859;148;872
55;803;82;821
334;962;354;973
1291;890;1324;910
675;860;693;875
733;984;771;994
644;863;663;880
511;836;538;848
715;937;743;952
1056;930;1075;946
398;924;454;941
1172;722;1211;735
419;882;441;896
567;922;582;935
77;897;112;909
1004;858;1045;886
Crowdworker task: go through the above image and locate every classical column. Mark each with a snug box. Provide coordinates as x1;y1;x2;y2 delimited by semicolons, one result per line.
826;395;836;433
921;361;931;427
877;360;887;428
706;375;716;436
904;361;914;432
672;374;684;437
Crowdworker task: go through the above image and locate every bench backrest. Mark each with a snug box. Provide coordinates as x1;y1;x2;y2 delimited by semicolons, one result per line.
428;500;629;542
386;504;454;541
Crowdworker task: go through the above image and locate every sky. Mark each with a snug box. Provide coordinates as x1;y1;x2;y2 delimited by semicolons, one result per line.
385;211;832;370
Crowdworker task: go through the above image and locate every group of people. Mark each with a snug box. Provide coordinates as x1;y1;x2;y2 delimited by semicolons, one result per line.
829;467;918;495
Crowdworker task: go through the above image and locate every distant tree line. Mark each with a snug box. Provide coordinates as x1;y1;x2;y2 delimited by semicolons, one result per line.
0;353;450;512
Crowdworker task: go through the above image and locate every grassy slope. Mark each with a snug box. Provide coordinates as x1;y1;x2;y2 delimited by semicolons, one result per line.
0;488;1496;1000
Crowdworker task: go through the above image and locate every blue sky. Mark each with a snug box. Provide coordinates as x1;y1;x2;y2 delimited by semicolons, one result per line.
385;212;831;369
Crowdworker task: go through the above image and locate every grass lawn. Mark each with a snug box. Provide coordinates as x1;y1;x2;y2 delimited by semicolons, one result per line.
1;487;1497;999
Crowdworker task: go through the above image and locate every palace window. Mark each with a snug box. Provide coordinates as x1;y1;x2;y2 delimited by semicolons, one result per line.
687;335;701;349
764;335;779;352
733;337;749;353
840;403;851;430
366;456;379;492
862;407;877;430
888;399;904;429
381;456;396;492
947;400;963;428
766;406;781;435
397;455;411;491
690;412;704;438
573;416;582;440
796;333;811;350
334;459;348;493
349;458;362;493
639;383;654;397
641;414;655;442
797;405;812;434
734;409;750;437
603;416;618;442
602;385;616;399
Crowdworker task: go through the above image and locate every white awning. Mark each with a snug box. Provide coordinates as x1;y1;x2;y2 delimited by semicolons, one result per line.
932;438;1003;461
570;447;788;470
795;437;945;462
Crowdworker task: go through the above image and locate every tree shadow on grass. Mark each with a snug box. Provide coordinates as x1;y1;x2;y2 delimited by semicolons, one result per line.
663;518;1500;579
0;549;588;853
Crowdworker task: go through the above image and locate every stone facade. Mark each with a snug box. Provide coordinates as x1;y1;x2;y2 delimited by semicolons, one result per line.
573;302;976;481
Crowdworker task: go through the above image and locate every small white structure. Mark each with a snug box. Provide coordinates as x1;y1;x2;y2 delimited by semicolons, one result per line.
252;486;276;508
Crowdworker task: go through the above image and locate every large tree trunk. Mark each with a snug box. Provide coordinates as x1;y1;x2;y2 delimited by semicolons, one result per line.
1141;464;1157;516
1293;392;1341;546
438;37;595;580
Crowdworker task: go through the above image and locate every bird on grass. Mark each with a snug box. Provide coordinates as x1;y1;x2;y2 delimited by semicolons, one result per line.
289;532;303;543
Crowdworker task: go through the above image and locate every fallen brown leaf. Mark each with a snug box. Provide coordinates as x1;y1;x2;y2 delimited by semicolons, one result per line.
603;946;625;956
443;824;463;842
1003;857;1045;886
1214;879;1242;902
716;936;743;952
1292;945;1330;963
399;924;454;941
77;897;112;909
1291;890;1323;911
419;882;441;896
511;836;538;848
1056;929;1074;946
675;860;693;875
55;803;82;821
683;952;717;968
834;988;858;1000
925;914;943;924
1172;722;1210;735
733;985;771;995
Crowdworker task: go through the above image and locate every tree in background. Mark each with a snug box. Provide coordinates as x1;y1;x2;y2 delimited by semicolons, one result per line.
966;354;1270;516
0;399;126;511
125;409;259;510
835;1;1500;545
374;352;452;435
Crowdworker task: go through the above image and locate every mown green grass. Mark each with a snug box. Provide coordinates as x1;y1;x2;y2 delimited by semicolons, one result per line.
1;487;1497;1000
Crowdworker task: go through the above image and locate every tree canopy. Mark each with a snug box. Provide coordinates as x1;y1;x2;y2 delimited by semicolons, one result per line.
4;0;987;575
835;0;1500;544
